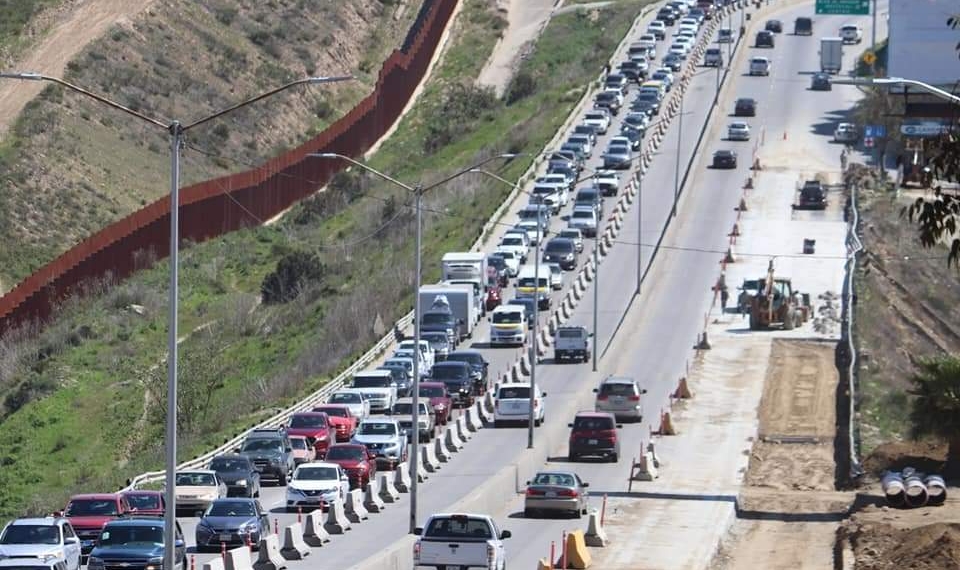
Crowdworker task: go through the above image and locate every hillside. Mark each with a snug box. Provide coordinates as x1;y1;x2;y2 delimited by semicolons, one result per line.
0;0;417;290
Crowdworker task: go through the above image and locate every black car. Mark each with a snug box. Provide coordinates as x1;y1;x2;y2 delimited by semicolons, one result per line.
618;125;643;150
794;16;813;36
542;237;578;270
656;9;677;25
593;91;621;115
487;254;511;284
209;454;262;498
445;350;489;395
765;19;783;33
734;97;757;117
419;308;463;345
810;72;832;91
712;150;738;169
755;30;775;48
429;361;474;407
796;180;827;210
632;92;661;116
618;60;643;81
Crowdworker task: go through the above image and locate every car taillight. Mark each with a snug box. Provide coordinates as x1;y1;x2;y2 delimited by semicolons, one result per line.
597;395;609;401
628;395;641;401
558;489;579;498
534;398;540;408
526;488;544;497
413;541;421;561
487;544;495;563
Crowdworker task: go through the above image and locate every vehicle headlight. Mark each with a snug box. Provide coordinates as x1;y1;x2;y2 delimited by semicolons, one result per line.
236;480;247;486
145;556;164;570
288;487;305;496
239;521;259;533
565;253;574;260
38;554;59;563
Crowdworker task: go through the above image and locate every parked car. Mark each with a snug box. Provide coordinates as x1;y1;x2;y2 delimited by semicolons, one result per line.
418;381;453;425
287;412;334;458
208;454;262;498
0;517;82;570
810;72;832;91
524;471;590;518
121;490;165;517
554;326;591;363
173;470;228;515
311;404;359;442
734;97;757;116
594;376;647;422
429;361;475;408
567;412;623;462
727;121;751;141
493;382;546;428
87;519;185;570
59;494;132;559
351;419;408;469
834;122;858;143
285;462;350;513
712;149;738;169
195;498;269;552
324;443;378;490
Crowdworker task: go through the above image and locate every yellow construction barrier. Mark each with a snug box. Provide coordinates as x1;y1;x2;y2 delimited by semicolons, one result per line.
537;558;553;570
555;530;592;569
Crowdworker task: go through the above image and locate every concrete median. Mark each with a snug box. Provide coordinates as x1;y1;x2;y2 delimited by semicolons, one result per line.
344;488;369;523
434;433;452;462
455;414;471;441
378;472;400;502
202;558;225;570
584;511;608;547
364;478;386;513
393;462;411;493
302;511;330;547
225;546;254;570
421;443;440;472
280;523;311;560
444;424;465;452
324;498;352;534
465;405;484;432
555;530;592;570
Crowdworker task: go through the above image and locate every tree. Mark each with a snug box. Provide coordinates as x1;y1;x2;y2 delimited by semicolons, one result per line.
908;355;960;469
146;333;227;434
260;250;325;304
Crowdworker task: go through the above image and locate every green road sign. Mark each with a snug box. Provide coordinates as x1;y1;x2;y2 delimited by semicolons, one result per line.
815;0;870;15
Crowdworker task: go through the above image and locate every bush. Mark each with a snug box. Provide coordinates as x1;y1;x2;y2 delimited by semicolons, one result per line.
261;250;325;304
505;71;537;105
424;83;499;152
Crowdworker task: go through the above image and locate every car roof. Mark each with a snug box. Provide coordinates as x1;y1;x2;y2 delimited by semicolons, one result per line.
547;237;574;245
419;381;447;388
359;418;399;425
448;348;483;357
6;518;67;526
602;376;637;384
433;360;471;368
574;411;616;419
297;461;342;470
69;493;120;500
103;519;165;528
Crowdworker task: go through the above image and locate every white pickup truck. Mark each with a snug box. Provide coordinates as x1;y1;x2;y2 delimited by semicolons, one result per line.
413;513;511;570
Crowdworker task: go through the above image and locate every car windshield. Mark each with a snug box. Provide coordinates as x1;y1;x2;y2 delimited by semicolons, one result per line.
518;276;548;288
330;393;360;404
392;403;416;415
0;525;60;545
326;446;365;461
295;467;338;481
488;257;506;269
177;473;216;486
532;473;576;487
211;458;250;472
385;359;412;370
424;517;492;539
560;230;580;239
492;311;522;324
431;365;467;380
97;526;163;546
66;499;118;517
422;333;447;344
420;386;446;397
499;386;530;399
290;414;327;428
448;353;482;366
502;237;524;247
206;500;256;517
572;211;594;220
497;251;516;261
125;494;161;511
600;382;637;396
241;439;282;453
353;377;390;388
421;313;453;326
289;438;308;450
573;416;615;430
558;328;585;338
358;422;396;436
546;241;573;253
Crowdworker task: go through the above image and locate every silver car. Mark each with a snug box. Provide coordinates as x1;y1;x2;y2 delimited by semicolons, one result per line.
593;376;647;422
523;471;589;518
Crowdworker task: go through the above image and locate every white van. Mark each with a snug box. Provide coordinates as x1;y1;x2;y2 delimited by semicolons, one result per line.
749;57;771;76
489;305;527;347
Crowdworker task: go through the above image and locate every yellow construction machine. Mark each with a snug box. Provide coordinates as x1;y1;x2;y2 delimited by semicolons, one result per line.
748;260;805;330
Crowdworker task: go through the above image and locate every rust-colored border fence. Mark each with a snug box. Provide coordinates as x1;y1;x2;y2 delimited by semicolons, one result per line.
0;0;456;335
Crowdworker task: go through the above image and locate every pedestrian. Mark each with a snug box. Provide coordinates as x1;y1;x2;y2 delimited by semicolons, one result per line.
604;63;611;76
720;284;730;313
393;323;404;343
840;147;848;171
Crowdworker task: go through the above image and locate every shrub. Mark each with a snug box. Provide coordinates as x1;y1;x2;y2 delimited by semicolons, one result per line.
505;70;537;105
261;250;325;304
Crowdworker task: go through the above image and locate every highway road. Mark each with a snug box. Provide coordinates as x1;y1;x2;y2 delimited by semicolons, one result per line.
169;1;890;569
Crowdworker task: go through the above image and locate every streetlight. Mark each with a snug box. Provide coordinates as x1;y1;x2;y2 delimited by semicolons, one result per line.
830;76;960;106
309;152;517;533
0;70;353;570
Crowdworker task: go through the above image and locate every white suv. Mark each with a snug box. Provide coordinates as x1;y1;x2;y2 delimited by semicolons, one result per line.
582;110;611;135
493;382;546;427
749;57;771;76
0;518;82;570
840;25;862;44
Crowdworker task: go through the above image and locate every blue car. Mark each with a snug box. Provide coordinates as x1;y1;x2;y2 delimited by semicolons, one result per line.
87;519;185;570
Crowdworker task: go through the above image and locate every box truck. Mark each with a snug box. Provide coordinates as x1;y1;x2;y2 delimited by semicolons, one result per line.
820;37;842;74
418;284;476;341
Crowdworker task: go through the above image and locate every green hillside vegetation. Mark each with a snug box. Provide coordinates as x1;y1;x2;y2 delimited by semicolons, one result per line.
0;0;650;520
0;0;411;287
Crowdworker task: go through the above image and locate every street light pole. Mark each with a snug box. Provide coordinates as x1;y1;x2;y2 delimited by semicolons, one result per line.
830;76;960;106
310;153;516;532
636;168;643;296
592;194;599;372
672;93;684;218
529;220;540;449
0;72;352;570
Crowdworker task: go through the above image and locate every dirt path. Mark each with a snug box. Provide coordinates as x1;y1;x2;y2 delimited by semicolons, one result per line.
0;0;156;139
476;0;558;97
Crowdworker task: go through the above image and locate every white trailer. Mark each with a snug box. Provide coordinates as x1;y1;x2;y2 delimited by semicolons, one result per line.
820;37;843;74
419;284;476;341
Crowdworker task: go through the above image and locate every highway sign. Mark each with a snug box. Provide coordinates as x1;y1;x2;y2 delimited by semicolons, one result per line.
815;0;869;15
901;121;952;137
864;125;886;138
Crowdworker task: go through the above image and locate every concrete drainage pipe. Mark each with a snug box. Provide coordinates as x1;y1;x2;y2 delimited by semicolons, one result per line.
925;474;947;506
903;474;929;508
881;472;905;507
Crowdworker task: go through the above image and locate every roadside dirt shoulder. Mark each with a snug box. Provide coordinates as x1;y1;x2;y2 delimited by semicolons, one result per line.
0;0;156;139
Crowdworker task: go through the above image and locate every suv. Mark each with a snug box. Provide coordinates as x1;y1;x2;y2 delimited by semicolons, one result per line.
542;237;578;270
121;491;165;517
593;376;647;422
840;24;862;44
794;17;813;35
287;412;334;457
429;361;475;407
810;72;831;91
755;30;775;48
554;326;591;363
324;444;378;490
60;494;132;559
734;97;757;117
749;57;771;76
703;48;723;67
209;454;262;498
87;519;185;570
236;429;296;485
797;180;827;210
493;383;546;428
351;419;408;469
593;91;622;116
567;412;622;462
764;19;783;33
834;122;858;143
0;518;81;570
445;350;489;395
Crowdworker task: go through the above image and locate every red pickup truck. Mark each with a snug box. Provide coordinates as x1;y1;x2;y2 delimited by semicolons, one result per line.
60;493;132;559
311;404;358;442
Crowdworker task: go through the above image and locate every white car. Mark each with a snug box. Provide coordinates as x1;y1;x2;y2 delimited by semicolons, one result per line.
0;518;81;570
582;110;611;135
398;339;435;371
285;462;350;512
668;43;690;60
840;24;862;44
498;235;529;263
749;57;771;76
493;249;521;276
647;21;666;39
518;219;551;243
490;305;527;347
679;17;700;30
328;389;371;420
493;382;546;427
637;34;657;50
834;122;858;143
727;122;751;141
174;470;227;514
628;55;650;75
545;263;563;290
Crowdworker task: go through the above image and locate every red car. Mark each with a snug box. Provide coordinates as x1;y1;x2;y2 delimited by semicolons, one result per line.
121;490;165;516
485;284;503;311
60;493;133;557
312;404;358;442
324;443;377;490
419;381;453;425
287;412;333;457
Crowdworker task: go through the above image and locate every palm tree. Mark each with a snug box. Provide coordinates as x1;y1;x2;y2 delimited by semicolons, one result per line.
909;356;960;469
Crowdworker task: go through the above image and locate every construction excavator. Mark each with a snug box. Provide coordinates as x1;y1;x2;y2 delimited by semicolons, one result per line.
748;260;805;330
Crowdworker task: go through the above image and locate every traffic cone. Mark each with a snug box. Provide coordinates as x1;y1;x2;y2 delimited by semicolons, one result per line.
744;177;753;190
737;197;748;211
724;247;736;264
783;130;787;140
659;411;677;435
673;377;693;399
729;222;741;237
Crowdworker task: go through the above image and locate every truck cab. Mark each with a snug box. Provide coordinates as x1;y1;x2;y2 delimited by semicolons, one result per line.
489;306;527;347
414;513;510;570
554;326;591;363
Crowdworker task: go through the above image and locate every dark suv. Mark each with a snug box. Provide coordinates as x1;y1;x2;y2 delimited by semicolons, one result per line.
87;519;185;570
593;92;621;116
209;454;262;498
734;98;756;117
755;30;775;48
445;350;490;395
429;361;474;407
236;430;295;485
567;412;623;462
542;238;578;270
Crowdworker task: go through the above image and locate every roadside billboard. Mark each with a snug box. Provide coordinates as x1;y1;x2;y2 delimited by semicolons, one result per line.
888;0;960;90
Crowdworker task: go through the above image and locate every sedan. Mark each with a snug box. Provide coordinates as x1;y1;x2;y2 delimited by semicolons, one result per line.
285;462;350;512
765;19;783;33
546;264;563;290
524;471;589;518
734;97;756;117
727;122;751;141
195;498;270;552
174;471;227;516
602;145;632;170
755;30;775;48
662;53;683;72
712;150;738;169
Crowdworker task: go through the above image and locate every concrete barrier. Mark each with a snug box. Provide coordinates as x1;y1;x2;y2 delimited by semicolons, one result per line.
302;511;329;547
421;442;440;472
584;511;608;547
510;362;523;383
324;498;352;534
465;406;484;432
519;351;531;376
202;557;225;570
225;547;254;570
280;524;311;561
378;472;400;502
393;463;411;493
364;478;386;512
483;390;495;413
344;488;369;523
444;425;464;452
455;415;471;442
561;299;572;320
555;530;592;570
631;452;659;481
548;312;559;334
434;431;453;462
475;397;493;423
413;453;428;482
